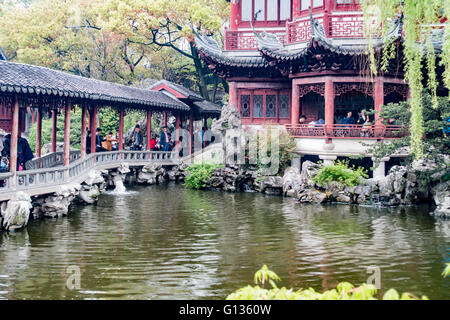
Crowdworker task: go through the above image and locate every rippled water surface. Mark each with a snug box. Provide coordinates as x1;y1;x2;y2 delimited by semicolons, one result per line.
0;184;449;299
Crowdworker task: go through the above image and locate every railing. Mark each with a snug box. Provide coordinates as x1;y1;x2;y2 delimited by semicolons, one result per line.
285;124;407;139
28;151;81;170
225;29;287;50
0;150;179;196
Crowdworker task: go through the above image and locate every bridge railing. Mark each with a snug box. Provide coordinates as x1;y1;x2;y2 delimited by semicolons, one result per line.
0;150;179;196
28;151;81;170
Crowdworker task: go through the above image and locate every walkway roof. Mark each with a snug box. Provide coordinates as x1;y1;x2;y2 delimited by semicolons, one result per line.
0;60;190;111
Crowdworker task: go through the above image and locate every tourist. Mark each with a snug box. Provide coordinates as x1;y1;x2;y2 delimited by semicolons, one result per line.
201;127;206;148
444;117;450;137
102;132;117;151
86;130;91;154
159;126;170;151
1;133;34;170
357;109;369;125
342;111;356;126
299;115;307;125
316;118;325;125
131;125;143;151
95;128;107;152
387;118;397;125
149;134;157;150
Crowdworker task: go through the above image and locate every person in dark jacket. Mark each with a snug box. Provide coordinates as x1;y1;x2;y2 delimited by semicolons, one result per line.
159;126;170;151
132;125;143;150
95;128;107;152
342;111;356;126
86;130;92;154
1;134;33;170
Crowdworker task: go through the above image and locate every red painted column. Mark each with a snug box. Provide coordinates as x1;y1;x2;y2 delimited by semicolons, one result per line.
146;111;152;151
291;84;300;125
9;95;19;173
323;0;331;37
293;0;300;19
189;113;194;155
80;104;87;158
374;77;384;125
374;77;384;138
51;109;57;153
324;78;335;137
89;107;97;154
163;111;167;127
36;108;42;159
118;109;124;151
229;81;238;109
175;113;181;153
230;0;239;31
63;100;71;167
31;109;35;125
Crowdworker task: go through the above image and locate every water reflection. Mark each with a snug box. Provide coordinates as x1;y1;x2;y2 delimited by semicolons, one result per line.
0;184;448;299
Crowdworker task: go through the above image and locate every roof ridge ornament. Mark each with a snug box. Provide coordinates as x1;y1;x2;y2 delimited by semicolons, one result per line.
251;10;283;50
309;6;326;40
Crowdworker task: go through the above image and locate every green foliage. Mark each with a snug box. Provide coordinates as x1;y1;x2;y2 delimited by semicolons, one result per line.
184;163;223;190
227;266;429;300
245;125;296;176
368;92;450;166
28;108;83;153
253;265;281;289
443;263;450;278
98;107;119;134
361;0;449;159
313;160;369;187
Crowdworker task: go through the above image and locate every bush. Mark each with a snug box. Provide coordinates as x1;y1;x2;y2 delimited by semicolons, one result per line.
313;160;368;187
226;265;429;300
184;163;223;190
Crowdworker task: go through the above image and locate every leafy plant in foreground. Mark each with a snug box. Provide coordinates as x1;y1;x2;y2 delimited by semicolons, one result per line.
226;265;429;300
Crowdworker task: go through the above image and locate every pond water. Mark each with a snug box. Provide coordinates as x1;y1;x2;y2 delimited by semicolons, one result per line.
0;184;449;300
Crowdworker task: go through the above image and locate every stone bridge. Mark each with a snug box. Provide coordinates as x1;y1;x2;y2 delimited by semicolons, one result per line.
0;150;179;202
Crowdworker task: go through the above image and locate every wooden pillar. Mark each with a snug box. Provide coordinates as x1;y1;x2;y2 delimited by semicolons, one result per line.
63;100;71;167
51;109;57;153
324;78;335;134
118;109;124;151
163;111;167;127
89;107;97;154
31;109;35;125
230;0;239;31
146;111;152;151
374;77;384;125
291;84;300;125
189;113;194;155
9;95;19;173
229;81;238;109
80;104;87;158
175;113;181;153
36;107;42;159
293;0;300;19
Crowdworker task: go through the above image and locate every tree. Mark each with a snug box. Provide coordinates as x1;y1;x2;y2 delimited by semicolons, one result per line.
361;0;449;159
100;0;230;101
0;0;156;83
367;92;450;165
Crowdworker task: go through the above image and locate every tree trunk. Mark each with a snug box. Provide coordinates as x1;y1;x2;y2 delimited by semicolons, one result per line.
190;43;210;101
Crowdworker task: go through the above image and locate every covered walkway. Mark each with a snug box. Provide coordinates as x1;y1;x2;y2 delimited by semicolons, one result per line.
0;60;200;200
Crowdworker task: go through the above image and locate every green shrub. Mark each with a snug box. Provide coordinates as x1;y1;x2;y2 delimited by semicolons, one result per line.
226;265;429;300
313;160;368;187
184;163;223;190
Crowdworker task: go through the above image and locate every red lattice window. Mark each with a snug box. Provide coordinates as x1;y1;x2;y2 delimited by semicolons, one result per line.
240;95;251;118
238;90;291;122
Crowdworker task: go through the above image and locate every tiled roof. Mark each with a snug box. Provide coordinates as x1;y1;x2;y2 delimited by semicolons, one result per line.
193;99;222;115
0;60;190;111
148;79;204;101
